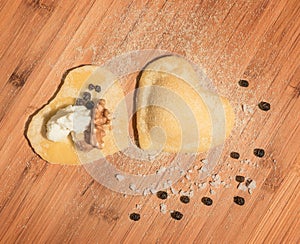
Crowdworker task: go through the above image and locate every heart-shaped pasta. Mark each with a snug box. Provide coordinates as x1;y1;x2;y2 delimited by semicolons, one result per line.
136;55;235;153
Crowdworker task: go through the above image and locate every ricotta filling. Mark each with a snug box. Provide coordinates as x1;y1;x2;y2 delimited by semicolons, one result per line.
46;105;91;142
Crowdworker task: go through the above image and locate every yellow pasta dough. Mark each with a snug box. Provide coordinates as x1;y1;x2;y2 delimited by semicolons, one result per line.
136;56;235;153
26;66;128;165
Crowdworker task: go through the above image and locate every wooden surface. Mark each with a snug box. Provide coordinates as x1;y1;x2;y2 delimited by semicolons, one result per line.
0;0;300;243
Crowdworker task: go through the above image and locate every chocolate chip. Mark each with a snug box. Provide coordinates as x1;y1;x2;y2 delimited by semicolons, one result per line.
258;101;270;111
180;196;190;204
171;211;183;220
254;148;265;158
75;98;85;106
234;196;245;206
230;152;240;159
238;80;249;87
85;101;95;110
95;85;101;93
83;92;91;101
201;197;213;206
88;84;95;90
157;191;168;200
129;213;140;221
246;178;253;187
235;175;245;183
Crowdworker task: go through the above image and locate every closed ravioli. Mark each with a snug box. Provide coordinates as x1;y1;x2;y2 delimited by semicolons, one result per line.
26;66;128;165
136;56;235;153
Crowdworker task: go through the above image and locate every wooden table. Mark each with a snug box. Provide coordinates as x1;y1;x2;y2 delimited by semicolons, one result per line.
0;0;299;243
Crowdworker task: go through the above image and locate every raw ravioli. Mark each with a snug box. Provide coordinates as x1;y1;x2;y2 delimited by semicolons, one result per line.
136;56;235;153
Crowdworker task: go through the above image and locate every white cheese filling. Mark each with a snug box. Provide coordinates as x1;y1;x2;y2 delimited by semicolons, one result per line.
46;105;91;142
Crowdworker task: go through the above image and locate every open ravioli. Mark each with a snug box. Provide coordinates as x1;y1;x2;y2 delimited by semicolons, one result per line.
26;66;128;165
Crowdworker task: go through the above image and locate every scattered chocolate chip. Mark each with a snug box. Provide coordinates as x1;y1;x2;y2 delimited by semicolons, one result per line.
129;213;140;221
258;101;270;111
75;98;85;106
238;80;249;87
171;211;183;220
235;175;245;183
246;178;253;187
254;148;265;158
88;84;95;90
201;197;213;206
95;85;101;93
230;152;240;159
83;92;91;101
234;196;245;206
180;196;190;204
85;101;95;110
157;191;168;200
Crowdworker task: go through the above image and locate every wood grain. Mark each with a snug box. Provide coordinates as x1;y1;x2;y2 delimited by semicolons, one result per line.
0;0;299;243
